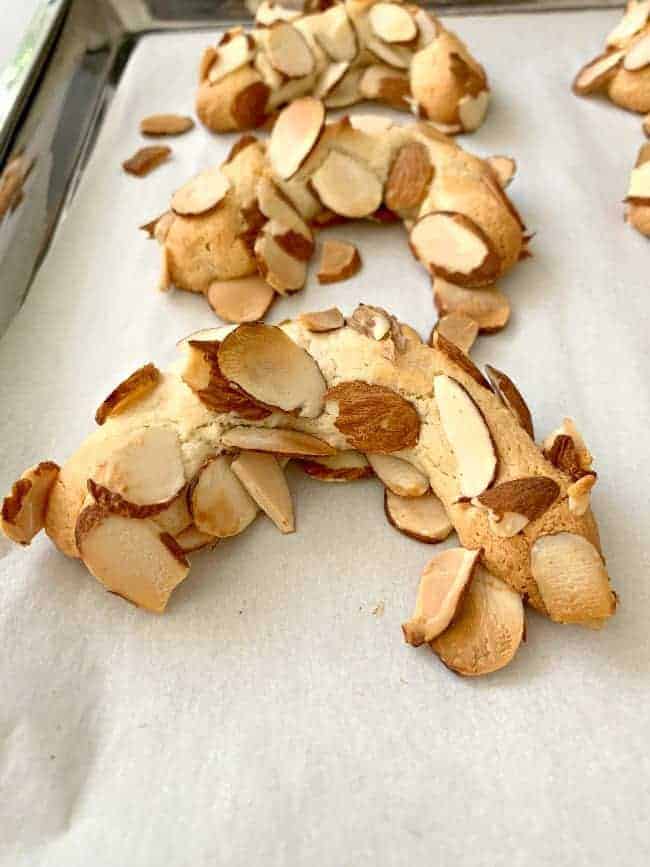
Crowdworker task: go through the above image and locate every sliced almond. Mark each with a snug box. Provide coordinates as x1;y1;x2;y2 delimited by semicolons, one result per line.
485;364;534;439
431;566;525;676
625;32;650;69
218;323;326;417
231;451;294;533
208;33;255;84
256;1;302;26
267;22;315;78
385;490;453;544
312;4;358;62
199;46;218;82
122;146;171;177
366;454;429;497
572;50;625;95
542;418;593;476
175;524;217;553
359;65;410;110
369;2;417;43
385;141;432;213
317;240;361;283
349;115;394;135
607;1;650;47
434;374;496;499
299;307;345;332
256;177;313;243
299;450;372;482
477;477;559;525
95;363;160;425
402;547;478;646
348;303;404;346
1;461;59;545
410;212;501;288
486;155;516;189
458;90;489;133
432;313;479;354
269;97;325;180
324;67;364;108
530;533;616;623
433;277;510;334
190;455;258;538
254;230;307;294
222;426;335;456
75;506;189;613
171;168;230;216
366;35;412;69
207;276;275;323
431;330;490;389
89;427;186;516
152;491;193;536
567;473;597;516
326;381;420;453
414;9;440;45
311;150;383;218
315;61;350;99
140;114;194;136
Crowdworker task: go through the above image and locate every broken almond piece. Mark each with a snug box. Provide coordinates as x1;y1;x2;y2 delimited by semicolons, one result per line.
269;97;325;180
476;476;560;534
171;168;230;216
1;461;59;545
311;151;383;218
95;363;160;425
486;155;516;189
123;146;171;177
75;506;189;612
208;33;255;84
190;455;258;538
434;374;496;498
623;31;650;70
410;212;501;288
218;323;326;417
317;240;361;283
299;450;372;482
385;490;452;544
140;114;195;136
175;524;217;553
267;22;315;78
366;453;429;497
385;141;432;213
431;566;525;676
567;473;597;516
326;381;420;453
542;418;593;476
573;50;624;95
206;276;275;323
432;313;479;354
254;230;307;294
433;278;510;335
402;547;478;646
458;90;489;133
231;451;294;533
222;426;335;456
485;364;534;439
530;533;616;623
299;307;345;332
369;2;417;43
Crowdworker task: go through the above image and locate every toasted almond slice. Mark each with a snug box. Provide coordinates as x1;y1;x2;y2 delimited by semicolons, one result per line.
75;506;189;612
402;547;478;646
208;33;255;84
299;307;345;332
477;477;559;523
312;3;358;61
190;455;258;538
366;35;412;69
269;97;325;180
543;418;593;473
311;150;383;218
152;491;193;536
254;230;307;294
458;90;489;133
607;1;650;47
256;0;302;26
1;461;59;545
255;49;285;90
324;67;364;108
175;524;217;552
486;155;516;189
123;146;171;177
544;436;588;481
231;451;294;533
385;141;432;213
359;64;407;101
485;364;534;439
256;177;313;243
433;279;510;334
567;473;597;516
414;8;440;46
434;374;496;499
199;45;218;81
349;114;394;135
299;450;372;482
207;276;275;323
348;303;395;342
366;454;429;497
369;2;417;43
385;490;453;544
95;364;160;425
572;50;625;95
171;168;230;216
140;114;194;136
219;323;326;417
432;313;479;354
624;32;650;69
90;427;186;516
431;566;525;676
317;239;361;283
530;533;616;623
484;510;529;538
411;212;500;288
315;61;350;99
267;22;315;78
140;211;174;244
431;330;490;389
326;381;420;453
222;427;335;456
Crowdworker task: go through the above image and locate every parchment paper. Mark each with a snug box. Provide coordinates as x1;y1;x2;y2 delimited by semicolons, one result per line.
1;11;649;866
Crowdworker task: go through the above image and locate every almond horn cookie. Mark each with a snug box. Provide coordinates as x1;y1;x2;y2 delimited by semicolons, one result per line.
196;0;490;135
153;103;525;324
2;308;616;665
573;0;650;114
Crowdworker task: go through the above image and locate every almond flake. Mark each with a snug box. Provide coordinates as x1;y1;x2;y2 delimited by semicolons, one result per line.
299;307;345;332
385;490;452;544
140;114;195;136
254;229;308;294
366;35;412;69
299;450;372;482
624;31;650;69
139;210;175;243
326;381;420;453
175;524;217;553
349;115;394;135
317;240;361;283
486;155;516;189
324;67;364;108
485;364;534;439
123;146;171;177
402;548;478;646
432;313;479;354
573;50;625;95
311;150;383;218
385;141;432;213
256;1;302;26
207;276;275;323
369;3;417;43
311;4;358;61
433;278;511;334
222;426;335;456
431;330;490;389
410;212;501;287
606;1;650;47
543;419;593;476
153;492;193;536
458;90;489;132
256;177;313;244
190;455;258;538
434;374;496;498
95;363;160;425
567;473;597;516
199;46;218;81
1;461;59;545
231;451;294;533
269;97;325;179
477;476;559;524
626;157;650;201
208;33;255;84
171;168;230;216
367;453;429;497
315;61;350;98
267;22;315;78
414;9;440;46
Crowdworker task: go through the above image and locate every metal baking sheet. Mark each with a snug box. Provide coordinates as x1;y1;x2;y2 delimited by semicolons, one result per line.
1;8;649;867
